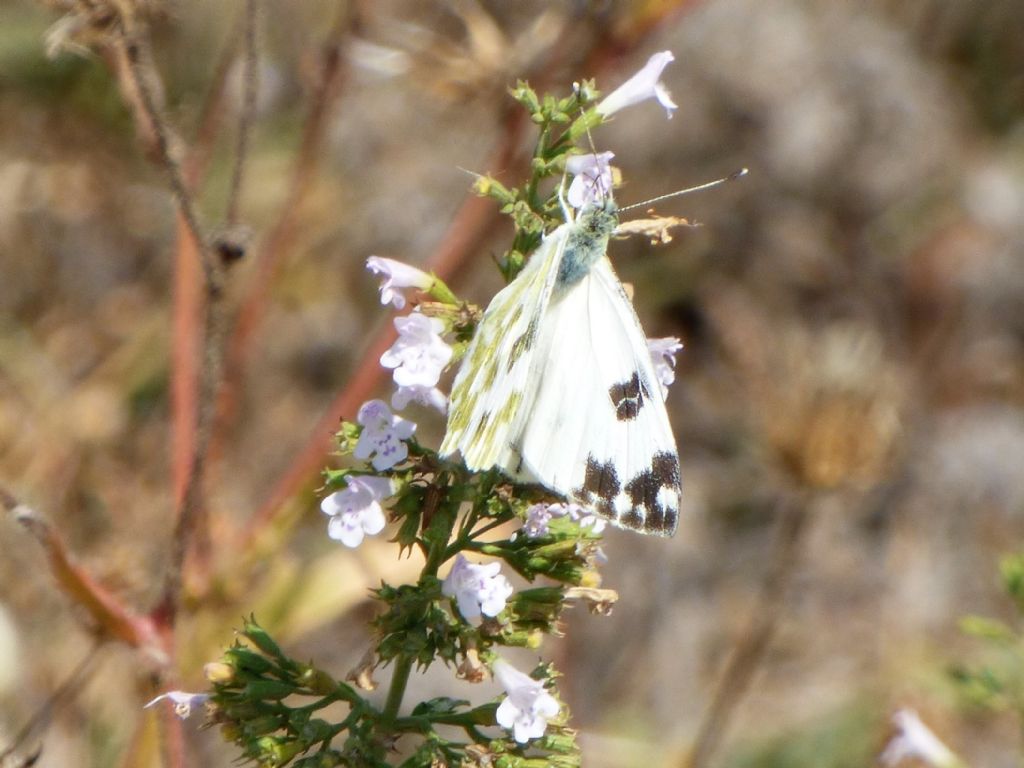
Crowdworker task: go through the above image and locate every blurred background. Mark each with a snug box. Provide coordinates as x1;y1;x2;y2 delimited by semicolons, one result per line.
2;0;1024;766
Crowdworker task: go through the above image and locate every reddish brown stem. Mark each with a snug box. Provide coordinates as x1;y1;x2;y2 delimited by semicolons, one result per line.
171;218;204;510
170;19;246;509
3;491;162;656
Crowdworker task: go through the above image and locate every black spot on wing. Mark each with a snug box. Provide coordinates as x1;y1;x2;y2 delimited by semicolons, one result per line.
572;456;620;517
607;372;650;421
620;506;644;530
622;451;681;535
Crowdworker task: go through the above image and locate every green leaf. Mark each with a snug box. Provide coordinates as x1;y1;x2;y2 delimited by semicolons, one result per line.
958;615;1015;643
411;697;470;717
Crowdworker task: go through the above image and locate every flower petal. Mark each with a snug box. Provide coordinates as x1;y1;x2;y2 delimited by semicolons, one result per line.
366;256;433;309
144;691;210;720
597;51;677;118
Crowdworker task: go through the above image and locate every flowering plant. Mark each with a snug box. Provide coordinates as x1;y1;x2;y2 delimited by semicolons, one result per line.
153;52;684;767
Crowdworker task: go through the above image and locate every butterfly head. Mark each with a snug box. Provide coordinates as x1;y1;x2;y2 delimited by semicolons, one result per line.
577;197;619;239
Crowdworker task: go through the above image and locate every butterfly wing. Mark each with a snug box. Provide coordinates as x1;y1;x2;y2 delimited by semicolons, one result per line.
512;256;681;535
440;225;570;471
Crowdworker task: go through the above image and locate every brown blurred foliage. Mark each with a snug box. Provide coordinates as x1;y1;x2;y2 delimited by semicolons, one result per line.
1;0;1023;766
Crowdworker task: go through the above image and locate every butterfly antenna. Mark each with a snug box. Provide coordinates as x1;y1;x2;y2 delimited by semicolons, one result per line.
572;96;614;207
456;166;485;180
620;168;749;213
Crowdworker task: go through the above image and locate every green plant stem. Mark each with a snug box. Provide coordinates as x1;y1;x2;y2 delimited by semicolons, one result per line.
469;517;510;539
381;484;458;728
381;655;414;726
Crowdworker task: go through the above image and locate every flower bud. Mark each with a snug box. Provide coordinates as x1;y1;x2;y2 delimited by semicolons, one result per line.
255;737;303;766
224;646;273;675
204;662;235;684
243;622;285;659
299;665;343;696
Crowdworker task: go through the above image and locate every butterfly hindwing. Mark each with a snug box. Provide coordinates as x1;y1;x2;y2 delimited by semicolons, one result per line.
512;256;680;535
440;226;570;470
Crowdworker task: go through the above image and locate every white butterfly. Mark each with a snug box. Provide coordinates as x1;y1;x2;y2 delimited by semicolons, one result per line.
439;179;681;536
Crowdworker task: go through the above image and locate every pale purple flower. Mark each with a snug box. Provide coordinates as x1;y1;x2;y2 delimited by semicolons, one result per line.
522;502;607;537
880;709;963;768
354;399;416;471
566;152;615;210
380;311;453;390
564;502;607;534
493;659;560;744
366;256;433;310
320;475;394;548
441;555;514;622
597;51;678;119
144;691;210;720
523;503;561;538
647;337;684;399
392;383;447;415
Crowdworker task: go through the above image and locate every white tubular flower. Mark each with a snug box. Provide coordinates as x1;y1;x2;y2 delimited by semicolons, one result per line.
354;399;416;471
493;659;560;744
320;475;394;548
392;383;448;415
566;152;615;210
366;256;433;310
597;51;678;119
880;709;963;768
441;554;514;622
380;311;453;389
144;691;210;720
647;337;684;399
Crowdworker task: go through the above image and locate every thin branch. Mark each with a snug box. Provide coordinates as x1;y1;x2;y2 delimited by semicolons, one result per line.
114;30;222;296
684;495;812;768
170;217;203;511
172;12;247;509
2;486;164;655
184;17;244;189
224;0;259;229
110;22;228;619
0;641;103;764
167;0;260;587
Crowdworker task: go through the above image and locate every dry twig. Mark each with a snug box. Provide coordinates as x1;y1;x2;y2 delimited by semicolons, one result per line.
684;495;811;768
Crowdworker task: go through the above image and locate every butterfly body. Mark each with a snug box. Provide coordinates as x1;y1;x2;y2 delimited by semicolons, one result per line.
441;203;680;536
